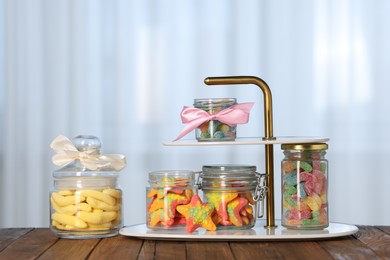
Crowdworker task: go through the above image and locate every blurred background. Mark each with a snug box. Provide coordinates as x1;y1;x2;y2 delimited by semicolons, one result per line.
1;0;389;228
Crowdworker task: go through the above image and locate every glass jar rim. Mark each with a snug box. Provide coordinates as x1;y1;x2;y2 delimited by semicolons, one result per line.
148;170;196;187
193;98;236;108
202;164;256;173
201;164;258;190
53;176;118;190
281;143;328;151
53;170;118;178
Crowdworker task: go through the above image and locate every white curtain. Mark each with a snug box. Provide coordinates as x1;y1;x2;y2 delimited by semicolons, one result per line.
1;0;389;228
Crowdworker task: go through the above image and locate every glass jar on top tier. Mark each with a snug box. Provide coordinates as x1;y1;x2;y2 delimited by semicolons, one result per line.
194;98;237;141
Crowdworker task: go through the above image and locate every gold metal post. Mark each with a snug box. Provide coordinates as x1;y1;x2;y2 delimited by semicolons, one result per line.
204;76;277;228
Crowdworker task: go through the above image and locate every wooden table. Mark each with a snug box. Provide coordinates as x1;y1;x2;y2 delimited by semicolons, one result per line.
0;226;389;259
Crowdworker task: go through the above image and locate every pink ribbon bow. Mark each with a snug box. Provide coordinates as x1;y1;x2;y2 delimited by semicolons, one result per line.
174;102;254;141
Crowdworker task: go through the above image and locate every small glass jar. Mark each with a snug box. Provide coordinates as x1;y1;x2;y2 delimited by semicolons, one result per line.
146;170;197;230
281;143;329;229
194;98;237;141
200;165;266;230
50;136;123;239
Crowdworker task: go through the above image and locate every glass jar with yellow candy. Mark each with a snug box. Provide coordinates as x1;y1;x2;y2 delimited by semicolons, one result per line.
49;135;126;239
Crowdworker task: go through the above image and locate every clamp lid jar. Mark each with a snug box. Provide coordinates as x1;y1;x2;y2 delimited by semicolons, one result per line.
49;135;126;239
200;164;267;230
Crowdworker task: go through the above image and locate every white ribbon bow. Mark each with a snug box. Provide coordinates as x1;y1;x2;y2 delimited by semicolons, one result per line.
50;135;126;171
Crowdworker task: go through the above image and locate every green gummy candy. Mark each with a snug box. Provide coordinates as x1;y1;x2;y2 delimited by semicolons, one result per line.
320;162;327;172
285;185;297;195
302;218;321;226
200;132;211;138
283;185;297;207
299;161;313;172
311;210;320;218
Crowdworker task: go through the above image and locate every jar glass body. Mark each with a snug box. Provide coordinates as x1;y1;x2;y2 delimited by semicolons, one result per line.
194;98;237;141
281;143;328;229
50;166;122;239
146;170;197;230
201;165;259;230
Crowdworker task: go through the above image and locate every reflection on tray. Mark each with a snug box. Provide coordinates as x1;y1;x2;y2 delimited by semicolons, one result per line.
204;229;256;236
281;228;330;236
145;228;256;236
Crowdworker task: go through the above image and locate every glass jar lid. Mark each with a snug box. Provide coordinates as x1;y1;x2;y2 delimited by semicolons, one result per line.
52;135;123;178
281;143;328;151
193;98;236;110
201;164;258;190
72;135;102;151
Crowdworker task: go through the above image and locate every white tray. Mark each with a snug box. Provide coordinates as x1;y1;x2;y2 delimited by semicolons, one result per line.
119;220;358;241
163;136;330;146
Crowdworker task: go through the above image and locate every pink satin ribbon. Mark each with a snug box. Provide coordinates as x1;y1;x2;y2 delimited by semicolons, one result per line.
174;102;254;141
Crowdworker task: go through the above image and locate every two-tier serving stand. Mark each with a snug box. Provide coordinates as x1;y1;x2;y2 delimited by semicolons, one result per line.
120;76;358;240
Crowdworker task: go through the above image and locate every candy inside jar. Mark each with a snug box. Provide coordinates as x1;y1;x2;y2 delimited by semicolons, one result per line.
194;98;237;141
281;143;329;230
200;164;266;230
49;135;126;239
146;170;197;230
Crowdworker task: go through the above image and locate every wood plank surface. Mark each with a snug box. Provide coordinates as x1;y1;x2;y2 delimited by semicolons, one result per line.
0;228;32;252
186;242;234;260
318;236;381;259
0;228;57;259
89;236;144;259
155;240;186;259
354;225;390;259
0;226;389;259
378;226;390;235
229;241;333;259
232;241;332;259
38;237;100;260
138;239;156;259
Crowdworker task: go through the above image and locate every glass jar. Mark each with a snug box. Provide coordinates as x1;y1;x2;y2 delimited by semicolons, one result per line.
194;98;237;141
50;135;124;239
146;170;197;230
200;165;267;230
281;143;329;229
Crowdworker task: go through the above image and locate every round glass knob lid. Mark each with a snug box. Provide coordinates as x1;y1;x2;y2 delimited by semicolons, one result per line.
72;135;101;151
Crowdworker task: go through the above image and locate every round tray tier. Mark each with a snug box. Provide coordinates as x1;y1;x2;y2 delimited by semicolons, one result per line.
120;220;357;241
163;136;329;146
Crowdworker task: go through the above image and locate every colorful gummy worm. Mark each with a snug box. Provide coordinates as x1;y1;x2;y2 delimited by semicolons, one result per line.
282;159;328;228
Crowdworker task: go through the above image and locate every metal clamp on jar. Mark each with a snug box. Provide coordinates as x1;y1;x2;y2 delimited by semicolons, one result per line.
198;164;267;230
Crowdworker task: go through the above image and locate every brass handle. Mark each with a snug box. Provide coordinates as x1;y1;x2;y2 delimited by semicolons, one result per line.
204;76;277;228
